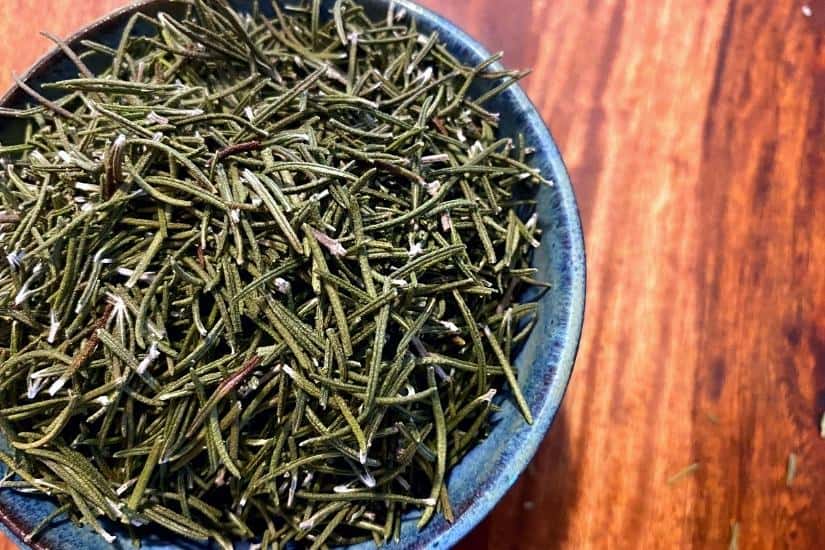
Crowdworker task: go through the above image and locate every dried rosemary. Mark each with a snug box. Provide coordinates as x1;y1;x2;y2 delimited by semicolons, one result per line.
0;0;548;546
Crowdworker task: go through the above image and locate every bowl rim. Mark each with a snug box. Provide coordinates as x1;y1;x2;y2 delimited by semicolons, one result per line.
0;1;586;548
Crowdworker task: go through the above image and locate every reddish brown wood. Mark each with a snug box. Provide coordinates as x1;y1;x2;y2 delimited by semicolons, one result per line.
1;1;824;548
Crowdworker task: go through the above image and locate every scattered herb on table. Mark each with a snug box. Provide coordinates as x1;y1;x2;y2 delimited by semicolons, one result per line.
729;521;740;550
785;452;797;487
666;462;699;486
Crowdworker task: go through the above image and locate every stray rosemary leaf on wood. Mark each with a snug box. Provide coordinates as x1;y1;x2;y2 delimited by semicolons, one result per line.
729;521;740;550
785;452;798;487
666;462;699;486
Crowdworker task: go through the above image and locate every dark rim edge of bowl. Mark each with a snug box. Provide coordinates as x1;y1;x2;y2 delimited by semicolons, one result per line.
0;1;587;548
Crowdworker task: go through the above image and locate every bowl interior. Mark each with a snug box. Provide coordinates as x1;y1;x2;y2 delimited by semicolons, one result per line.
0;1;585;548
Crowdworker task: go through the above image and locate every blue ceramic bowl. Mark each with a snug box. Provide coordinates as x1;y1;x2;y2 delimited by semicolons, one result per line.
0;1;585;548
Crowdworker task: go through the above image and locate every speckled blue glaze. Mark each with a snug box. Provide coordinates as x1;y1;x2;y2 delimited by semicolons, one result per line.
0;1;585;548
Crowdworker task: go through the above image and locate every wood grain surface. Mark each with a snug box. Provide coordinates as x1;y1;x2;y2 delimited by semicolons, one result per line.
1;0;824;548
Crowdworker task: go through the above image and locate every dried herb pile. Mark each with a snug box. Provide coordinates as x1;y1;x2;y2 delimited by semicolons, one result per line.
0;0;548;547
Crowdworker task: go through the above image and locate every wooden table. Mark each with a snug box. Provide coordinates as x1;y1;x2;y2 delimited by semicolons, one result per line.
1;0;823;548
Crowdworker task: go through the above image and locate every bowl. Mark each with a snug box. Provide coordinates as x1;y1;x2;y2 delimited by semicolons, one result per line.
0;1;586;548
